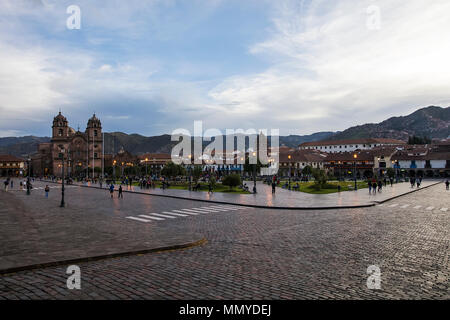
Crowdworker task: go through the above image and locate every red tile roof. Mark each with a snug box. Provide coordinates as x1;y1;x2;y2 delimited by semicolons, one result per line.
299;138;405;147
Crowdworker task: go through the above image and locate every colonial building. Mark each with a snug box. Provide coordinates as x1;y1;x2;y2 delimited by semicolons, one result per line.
32;112;103;177
299;138;405;153
0;155;26;177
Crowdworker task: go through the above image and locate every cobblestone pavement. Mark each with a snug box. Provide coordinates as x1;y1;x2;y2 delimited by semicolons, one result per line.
37;177;441;208
0;183;448;299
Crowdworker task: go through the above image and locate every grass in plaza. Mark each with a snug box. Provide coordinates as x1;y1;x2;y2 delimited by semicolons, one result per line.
113;180;251;194
278;180;370;194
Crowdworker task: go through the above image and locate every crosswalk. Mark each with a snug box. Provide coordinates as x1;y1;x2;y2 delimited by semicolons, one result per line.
125;204;253;223
378;203;448;212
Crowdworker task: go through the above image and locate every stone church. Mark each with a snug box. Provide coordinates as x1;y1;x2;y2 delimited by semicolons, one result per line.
32;112;103;177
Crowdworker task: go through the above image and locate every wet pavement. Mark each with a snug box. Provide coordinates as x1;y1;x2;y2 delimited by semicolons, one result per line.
54;179;441;208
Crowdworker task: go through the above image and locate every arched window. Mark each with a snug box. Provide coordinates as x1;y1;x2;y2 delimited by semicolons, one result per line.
58;129;63;136
94;130;98;137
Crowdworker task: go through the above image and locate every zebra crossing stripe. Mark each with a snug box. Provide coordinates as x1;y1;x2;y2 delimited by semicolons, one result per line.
426;206;434;211
400;204;410;208
378;204;384;207
172;209;200;215
440;208;448;212
138;215;165;221
146;213;176;219
126;216;151;223
414;205;422;209
162;211;188;217
389;204;398;207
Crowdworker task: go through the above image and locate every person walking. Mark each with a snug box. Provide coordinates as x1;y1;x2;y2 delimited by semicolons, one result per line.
109;183;114;198
372;181;377;194
118;185;123;198
10;179;13;189
417;179;421;188
45;185;50;198
445;179;449;190
272;181;276;194
368;181;372;194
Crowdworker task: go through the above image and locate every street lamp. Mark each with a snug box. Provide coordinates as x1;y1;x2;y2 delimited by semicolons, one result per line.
113;160;117;183
353;153;358;191
60;146;65;207
145;157;148;176
26;156;31;195
188;154;192;191
288;154;292;190
252;151;257;194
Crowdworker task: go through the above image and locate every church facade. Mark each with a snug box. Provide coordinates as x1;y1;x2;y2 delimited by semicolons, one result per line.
32;112;103;177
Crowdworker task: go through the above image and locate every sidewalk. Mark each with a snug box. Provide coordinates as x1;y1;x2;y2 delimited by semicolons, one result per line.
65;179;442;209
0;189;205;274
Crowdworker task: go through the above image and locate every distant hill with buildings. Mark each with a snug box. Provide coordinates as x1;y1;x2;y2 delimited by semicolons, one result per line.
1;106;448;157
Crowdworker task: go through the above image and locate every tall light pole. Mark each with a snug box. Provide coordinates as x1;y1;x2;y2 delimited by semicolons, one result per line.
288;154;292;190
26;156;31;195
113;160;116;183
145;157;148;176
60;146;65;207
353;153;358;191
252;151;257;194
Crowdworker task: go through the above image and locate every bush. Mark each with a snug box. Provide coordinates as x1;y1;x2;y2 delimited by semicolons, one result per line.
222;174;241;190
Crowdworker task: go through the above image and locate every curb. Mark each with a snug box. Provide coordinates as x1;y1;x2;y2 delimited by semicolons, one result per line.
0;238;207;276
373;181;443;204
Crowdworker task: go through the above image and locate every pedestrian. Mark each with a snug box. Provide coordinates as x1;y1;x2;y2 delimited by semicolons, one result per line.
99;180;103;189
372;181;377;194
4;179;9;191
118;185;123;198
445;179;449;190
368;181;372;194
378;180;382;192
45;185;50;198
272;181;276;194
390;177;393;186
417;180;421;188
109;184;114;198
10;179;13;189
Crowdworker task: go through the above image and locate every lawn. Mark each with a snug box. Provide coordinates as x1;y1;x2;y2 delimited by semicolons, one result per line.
111;180;251;194
277;180;369;194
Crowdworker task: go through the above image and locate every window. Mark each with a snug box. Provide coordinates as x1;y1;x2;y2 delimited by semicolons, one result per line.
94;130;98;137
94;153;98;158
58;129;63;136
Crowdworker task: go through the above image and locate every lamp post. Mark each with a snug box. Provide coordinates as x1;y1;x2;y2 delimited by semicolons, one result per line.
252;152;257;194
145;157;148;176
26;156;31;195
288;154;292;190
353;153;358;191
188;154;192;191
60;146;65;207
113;160;116;183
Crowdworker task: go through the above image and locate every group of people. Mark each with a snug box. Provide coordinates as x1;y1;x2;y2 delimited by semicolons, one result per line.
108;183;124;198
409;177;422;188
368;180;385;194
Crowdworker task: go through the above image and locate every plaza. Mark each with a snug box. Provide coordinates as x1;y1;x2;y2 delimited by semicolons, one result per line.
0;180;448;299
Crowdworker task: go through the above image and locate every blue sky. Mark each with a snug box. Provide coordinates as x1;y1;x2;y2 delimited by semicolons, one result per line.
1;0;450;137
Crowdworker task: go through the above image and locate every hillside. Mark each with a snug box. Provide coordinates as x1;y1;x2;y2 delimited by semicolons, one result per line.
330;106;450;141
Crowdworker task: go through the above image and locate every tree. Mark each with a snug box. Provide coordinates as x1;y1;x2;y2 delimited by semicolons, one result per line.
386;168;395;178
161;161;185;180
312;168;328;190
302;165;313;177
222;174;241;190
408;135;431;145
192;165;203;183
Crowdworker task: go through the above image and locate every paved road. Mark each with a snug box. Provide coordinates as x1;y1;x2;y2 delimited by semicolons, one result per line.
0;182;449;299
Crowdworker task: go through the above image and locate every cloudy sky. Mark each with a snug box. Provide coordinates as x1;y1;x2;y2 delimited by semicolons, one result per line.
1;0;450;137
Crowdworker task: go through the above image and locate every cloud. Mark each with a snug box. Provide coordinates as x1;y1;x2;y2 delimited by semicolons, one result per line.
206;0;450;133
1;0;450;138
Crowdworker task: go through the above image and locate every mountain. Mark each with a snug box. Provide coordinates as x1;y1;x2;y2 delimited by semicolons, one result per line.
329;106;450;141
1;106;448;157
0;136;51;157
